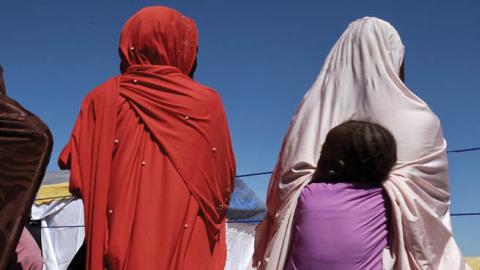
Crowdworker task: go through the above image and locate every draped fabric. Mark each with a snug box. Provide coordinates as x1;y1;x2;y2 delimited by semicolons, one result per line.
0;65;52;270
8;227;43;270
252;17;470;270
59;7;235;270
284;183;389;270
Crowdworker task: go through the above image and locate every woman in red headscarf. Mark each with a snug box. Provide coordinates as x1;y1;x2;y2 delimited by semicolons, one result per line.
59;6;236;270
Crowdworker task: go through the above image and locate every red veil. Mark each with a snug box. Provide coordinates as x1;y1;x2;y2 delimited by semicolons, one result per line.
59;7;235;270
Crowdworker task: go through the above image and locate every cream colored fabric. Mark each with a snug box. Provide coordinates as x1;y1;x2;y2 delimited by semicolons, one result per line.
252;17;470;270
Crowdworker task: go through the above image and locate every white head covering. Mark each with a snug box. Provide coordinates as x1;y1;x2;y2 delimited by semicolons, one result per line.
252;17;470;270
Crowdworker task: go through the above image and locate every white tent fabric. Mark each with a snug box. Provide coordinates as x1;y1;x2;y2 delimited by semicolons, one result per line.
226;223;256;270
31;198;84;270
32;199;256;270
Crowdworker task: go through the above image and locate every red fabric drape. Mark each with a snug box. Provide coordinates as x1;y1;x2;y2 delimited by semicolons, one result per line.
59;7;235;270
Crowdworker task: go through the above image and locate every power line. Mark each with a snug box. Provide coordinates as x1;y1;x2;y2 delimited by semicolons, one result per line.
36;212;480;229
236;171;272;178
227;219;263;224
40;220;264;228
451;212;480;216
234;146;480;178
34;146;480;202
41;225;84;228
36;195;73;201
447;147;480;153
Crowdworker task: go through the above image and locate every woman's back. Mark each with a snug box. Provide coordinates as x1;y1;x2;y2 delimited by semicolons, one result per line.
284;183;389;270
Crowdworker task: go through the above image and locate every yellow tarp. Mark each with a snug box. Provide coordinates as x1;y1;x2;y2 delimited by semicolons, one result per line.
35;182;72;204
467;257;480;270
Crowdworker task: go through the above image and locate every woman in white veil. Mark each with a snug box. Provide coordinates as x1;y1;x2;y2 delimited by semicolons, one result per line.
252;17;470;270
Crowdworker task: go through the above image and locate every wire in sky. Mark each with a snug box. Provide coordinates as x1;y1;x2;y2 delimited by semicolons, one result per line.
35;146;480;202
447;147;480;153
236;171;273;178
450;212;480;216
37;212;480;228
235;146;480;177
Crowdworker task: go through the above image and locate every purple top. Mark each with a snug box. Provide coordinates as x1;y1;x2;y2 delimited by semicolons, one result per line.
284;183;389;270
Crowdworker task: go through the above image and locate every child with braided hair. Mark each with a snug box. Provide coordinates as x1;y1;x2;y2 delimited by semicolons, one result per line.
285;120;397;270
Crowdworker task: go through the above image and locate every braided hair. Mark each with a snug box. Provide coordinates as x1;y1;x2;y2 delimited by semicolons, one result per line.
312;120;397;184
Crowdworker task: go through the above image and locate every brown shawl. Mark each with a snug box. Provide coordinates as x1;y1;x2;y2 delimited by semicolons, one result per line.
0;65;52;269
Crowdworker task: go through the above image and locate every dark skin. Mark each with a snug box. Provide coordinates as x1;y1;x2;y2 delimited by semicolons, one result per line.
188;46;199;79
311;124;351;183
399;59;405;82
0;65;6;95
188;57;197;79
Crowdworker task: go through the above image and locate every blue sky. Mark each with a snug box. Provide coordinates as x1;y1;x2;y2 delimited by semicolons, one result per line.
1;0;479;256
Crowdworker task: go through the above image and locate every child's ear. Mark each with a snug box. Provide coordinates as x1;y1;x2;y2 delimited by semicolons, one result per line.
336;159;345;169
333;159;345;175
325;159;345;178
